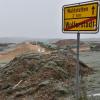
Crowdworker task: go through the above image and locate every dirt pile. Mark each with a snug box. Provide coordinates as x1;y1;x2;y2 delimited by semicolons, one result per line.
53;39;82;47
0;42;46;62
0;50;93;100
54;39;90;52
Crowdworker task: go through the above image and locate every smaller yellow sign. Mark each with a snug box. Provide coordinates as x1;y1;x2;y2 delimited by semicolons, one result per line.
62;1;99;33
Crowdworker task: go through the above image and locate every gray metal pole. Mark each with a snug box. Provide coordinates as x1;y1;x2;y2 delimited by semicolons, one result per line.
76;32;80;100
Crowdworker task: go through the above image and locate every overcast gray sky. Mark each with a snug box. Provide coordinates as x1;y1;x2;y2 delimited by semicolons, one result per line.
0;0;100;39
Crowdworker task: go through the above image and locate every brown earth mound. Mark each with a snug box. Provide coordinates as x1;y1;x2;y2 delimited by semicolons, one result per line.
0;42;46;62
0;51;93;100
54;39;90;52
53;39;81;47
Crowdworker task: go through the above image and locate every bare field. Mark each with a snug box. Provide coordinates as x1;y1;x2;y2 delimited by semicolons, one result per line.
80;51;100;94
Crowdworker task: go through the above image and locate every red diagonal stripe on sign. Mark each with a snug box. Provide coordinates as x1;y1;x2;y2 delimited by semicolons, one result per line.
64;17;96;31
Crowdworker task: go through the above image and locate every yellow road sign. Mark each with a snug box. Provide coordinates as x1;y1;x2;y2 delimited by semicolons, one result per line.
62;1;99;33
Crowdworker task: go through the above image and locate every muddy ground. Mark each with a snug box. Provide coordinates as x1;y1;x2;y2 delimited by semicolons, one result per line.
80;51;100;94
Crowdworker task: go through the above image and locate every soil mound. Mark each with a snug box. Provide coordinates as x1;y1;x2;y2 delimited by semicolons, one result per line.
0;42;46;61
0;50;93;100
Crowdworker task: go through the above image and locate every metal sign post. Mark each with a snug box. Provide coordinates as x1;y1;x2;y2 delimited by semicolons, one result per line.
76;32;80;100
